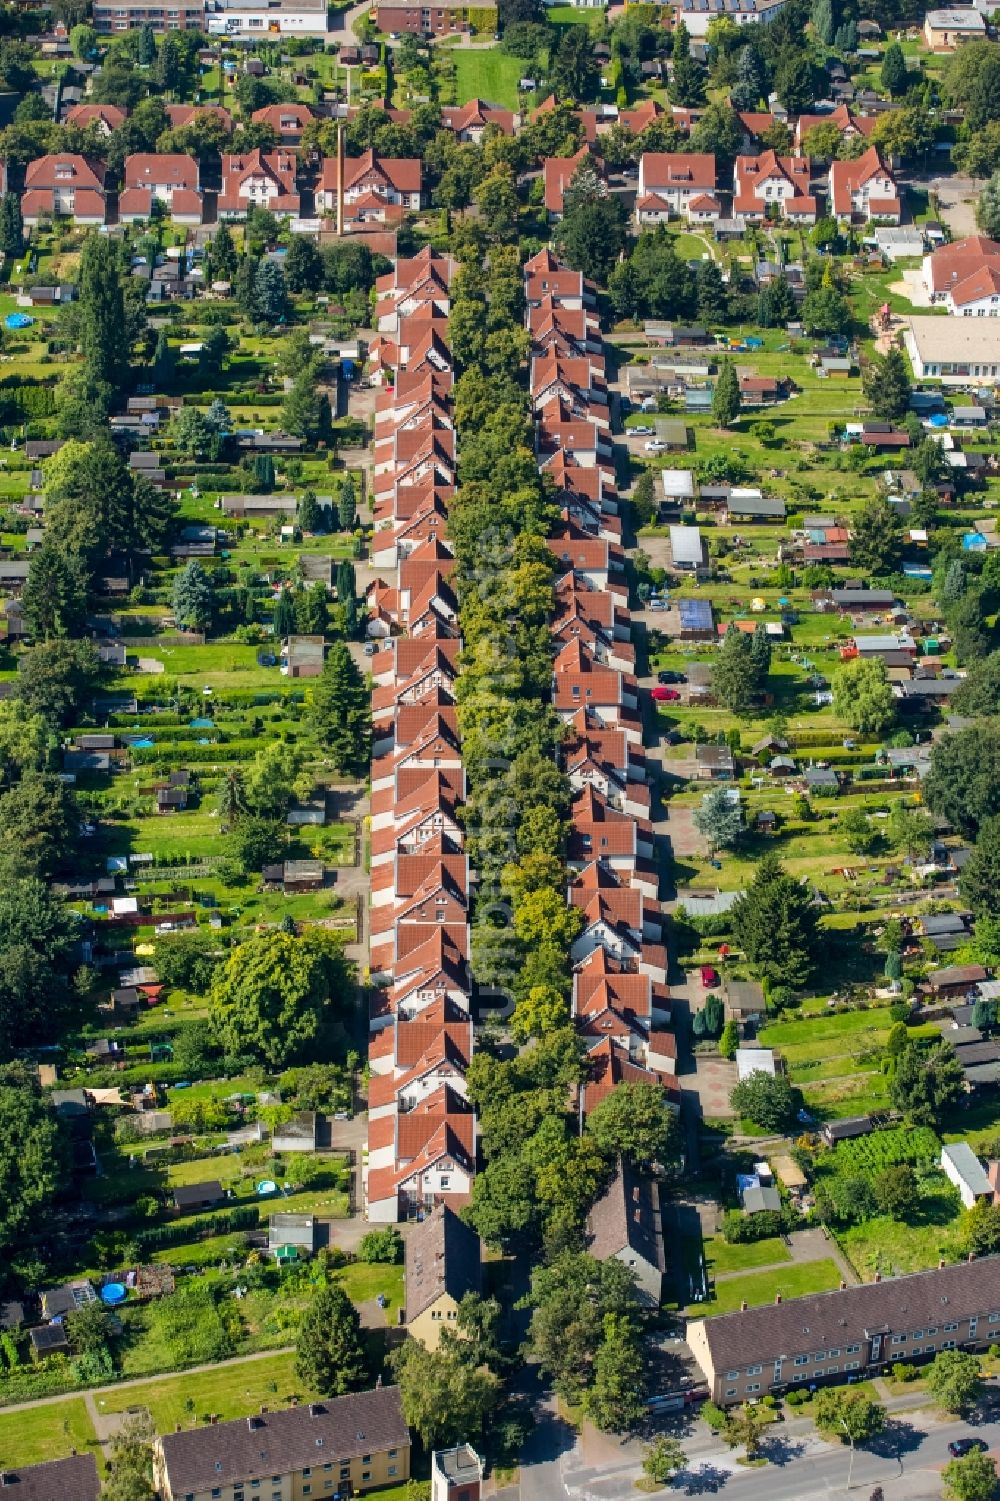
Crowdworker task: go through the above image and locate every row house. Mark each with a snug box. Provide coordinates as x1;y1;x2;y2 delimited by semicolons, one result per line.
375;247;456;336
525;250;678;1163
525;248;598;312
364;252;475;1225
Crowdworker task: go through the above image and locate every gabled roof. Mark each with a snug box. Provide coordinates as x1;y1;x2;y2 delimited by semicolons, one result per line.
25;153;105;191
124;153;199;190
405;1203;481;1321
340;149;422;194
639;151;716;190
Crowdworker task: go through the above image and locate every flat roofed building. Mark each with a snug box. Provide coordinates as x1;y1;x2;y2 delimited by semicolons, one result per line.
689;1256;1000;1404
669;524;705;570
93;0;204;28
924;6;985;48
432;1445;483;1501
905;316;1000;382
154;1386;411;1500
205;0;329;34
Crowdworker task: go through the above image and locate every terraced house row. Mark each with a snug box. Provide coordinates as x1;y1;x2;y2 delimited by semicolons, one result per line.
363;247;476;1225
524;249;679;1119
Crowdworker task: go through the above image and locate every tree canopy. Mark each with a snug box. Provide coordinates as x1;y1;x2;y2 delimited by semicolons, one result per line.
731;853;819;989
209;930;353;1067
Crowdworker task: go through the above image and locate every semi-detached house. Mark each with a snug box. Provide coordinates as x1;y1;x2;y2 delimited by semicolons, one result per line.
22;154;107;225
829;146;900;223
218;149;299;217
635;152;718;225
733;151;817;222
525;249;679;1210
119;153;203;223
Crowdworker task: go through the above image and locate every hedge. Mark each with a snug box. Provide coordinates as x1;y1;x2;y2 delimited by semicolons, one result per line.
134;1204;261;1252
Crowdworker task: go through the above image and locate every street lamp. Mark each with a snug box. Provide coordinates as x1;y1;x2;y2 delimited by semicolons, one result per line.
840;1417;856;1492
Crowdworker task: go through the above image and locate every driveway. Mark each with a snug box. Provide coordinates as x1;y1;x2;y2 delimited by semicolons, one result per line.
684;1057;737;1119
917;172;979;237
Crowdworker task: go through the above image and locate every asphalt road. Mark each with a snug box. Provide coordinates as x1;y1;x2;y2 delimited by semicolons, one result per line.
520;1404;1000;1501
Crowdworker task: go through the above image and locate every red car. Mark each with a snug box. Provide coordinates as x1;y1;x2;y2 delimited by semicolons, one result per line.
651;685;681;702
701;965;720;989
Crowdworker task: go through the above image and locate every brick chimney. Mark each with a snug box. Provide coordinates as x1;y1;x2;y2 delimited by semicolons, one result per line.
988;1158;1000;1205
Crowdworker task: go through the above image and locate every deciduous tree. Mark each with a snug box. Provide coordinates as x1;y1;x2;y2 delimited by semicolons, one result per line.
209;930;352;1068
927;1347;982;1414
832;656;896;734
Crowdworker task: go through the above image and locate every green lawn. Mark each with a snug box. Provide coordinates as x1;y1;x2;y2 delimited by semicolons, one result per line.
96;1351;305;1429
703;1236;792;1275
451;48;524;109
0;1399;98;1469
336;1262;405;1312
689;1259;844;1317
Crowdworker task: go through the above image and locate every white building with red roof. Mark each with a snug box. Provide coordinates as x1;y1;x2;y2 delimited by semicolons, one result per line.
218;150;300;217
635;152;718;224
22;155;107;225
829;146;900;223
733;151;816;222
923;235;1000;314
120;154;203;224
316;150;422;223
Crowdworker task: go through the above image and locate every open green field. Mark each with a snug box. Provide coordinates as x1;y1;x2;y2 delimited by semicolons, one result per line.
0;1399;98;1469
451;47;524;108
96;1350;304;1429
689;1258;844;1317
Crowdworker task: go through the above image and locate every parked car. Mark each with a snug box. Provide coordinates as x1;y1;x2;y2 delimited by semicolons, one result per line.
948;1438;986;1459
632;425;655;436
644;439;668;452
651;685;680;701
364;642;378;655
649;599;669;611
658;670;686;684
700;965;720;989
